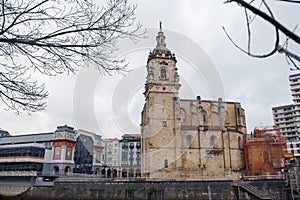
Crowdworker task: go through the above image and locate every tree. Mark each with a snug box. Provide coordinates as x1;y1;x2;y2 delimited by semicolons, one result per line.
224;0;300;69
0;0;141;113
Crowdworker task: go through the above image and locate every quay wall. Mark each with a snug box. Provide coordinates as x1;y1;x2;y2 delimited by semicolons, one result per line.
6;180;235;200
0;179;290;200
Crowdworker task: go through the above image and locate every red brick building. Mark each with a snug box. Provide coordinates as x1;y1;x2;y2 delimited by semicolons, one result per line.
244;126;287;177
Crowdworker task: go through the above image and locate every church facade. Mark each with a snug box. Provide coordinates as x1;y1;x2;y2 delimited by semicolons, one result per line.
140;26;247;181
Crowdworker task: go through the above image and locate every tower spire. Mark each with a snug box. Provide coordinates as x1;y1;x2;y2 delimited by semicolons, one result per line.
148;22;176;62
156;21;166;48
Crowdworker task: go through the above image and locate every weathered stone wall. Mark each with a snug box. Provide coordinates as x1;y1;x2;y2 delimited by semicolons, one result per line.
13;180;235;200
246;180;291;200
1;179;292;200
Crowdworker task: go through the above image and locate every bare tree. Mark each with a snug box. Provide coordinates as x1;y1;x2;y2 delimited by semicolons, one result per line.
224;0;300;69
0;0;141;113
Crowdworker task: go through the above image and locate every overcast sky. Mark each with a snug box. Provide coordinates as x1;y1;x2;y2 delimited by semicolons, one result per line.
1;0;299;138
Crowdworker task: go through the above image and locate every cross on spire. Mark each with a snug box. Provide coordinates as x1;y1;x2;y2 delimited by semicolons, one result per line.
159;21;162;32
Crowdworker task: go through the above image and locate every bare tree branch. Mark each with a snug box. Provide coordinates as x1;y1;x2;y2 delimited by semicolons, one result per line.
223;0;279;58
224;0;300;69
0;0;143;113
225;0;300;44
276;0;300;3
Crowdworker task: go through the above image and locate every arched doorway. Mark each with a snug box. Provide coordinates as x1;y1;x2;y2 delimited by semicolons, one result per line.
122;169;127;178
107;168;112;178
129;169;134;177
113;169;118;178
135;169;141;178
101;169;106;178
65;166;71;175
95;168;100;176
53;166;59;175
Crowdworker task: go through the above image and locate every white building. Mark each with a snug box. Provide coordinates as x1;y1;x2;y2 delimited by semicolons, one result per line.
101;138;120;177
0;125;104;176
273;73;300;157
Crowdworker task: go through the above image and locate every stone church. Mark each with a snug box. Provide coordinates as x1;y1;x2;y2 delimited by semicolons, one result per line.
140;25;247;181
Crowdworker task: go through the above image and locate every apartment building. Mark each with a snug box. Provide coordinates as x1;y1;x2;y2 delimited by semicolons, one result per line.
273;73;300;157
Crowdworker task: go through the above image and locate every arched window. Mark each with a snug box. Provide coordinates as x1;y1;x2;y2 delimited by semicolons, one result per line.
203;112;207;124
180;109;186;122
263;150;269;164
225;111;229;124
164;159;168;168
210;135;217;147
160;67;167;80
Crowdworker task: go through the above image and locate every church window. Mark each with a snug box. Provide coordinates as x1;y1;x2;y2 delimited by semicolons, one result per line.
162;121;167;127
262;150;269;164
203;112;207;124
160;67;167;80
225;115;229;124
210;135;217;148
225;111;229;124
148;71;154;80
164;159;168;168
180;109;186;122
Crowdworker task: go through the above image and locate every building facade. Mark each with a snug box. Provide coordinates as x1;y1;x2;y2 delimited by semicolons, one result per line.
73;129;103;175
141;26;247;181
0;125;103;176
244;126;287;177
101;138;120;177
273;73;300;157
0;131;52;175
119;134;141;178
49;125;77;175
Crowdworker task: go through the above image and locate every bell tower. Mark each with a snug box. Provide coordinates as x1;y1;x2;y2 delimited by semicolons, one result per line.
141;23;182;180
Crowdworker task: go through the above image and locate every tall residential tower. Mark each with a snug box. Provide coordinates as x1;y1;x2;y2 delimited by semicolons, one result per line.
273;73;300;157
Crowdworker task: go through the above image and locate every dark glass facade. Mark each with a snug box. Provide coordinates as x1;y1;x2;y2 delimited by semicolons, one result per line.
0;147;45;158
0;162;43;172
73;135;94;174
